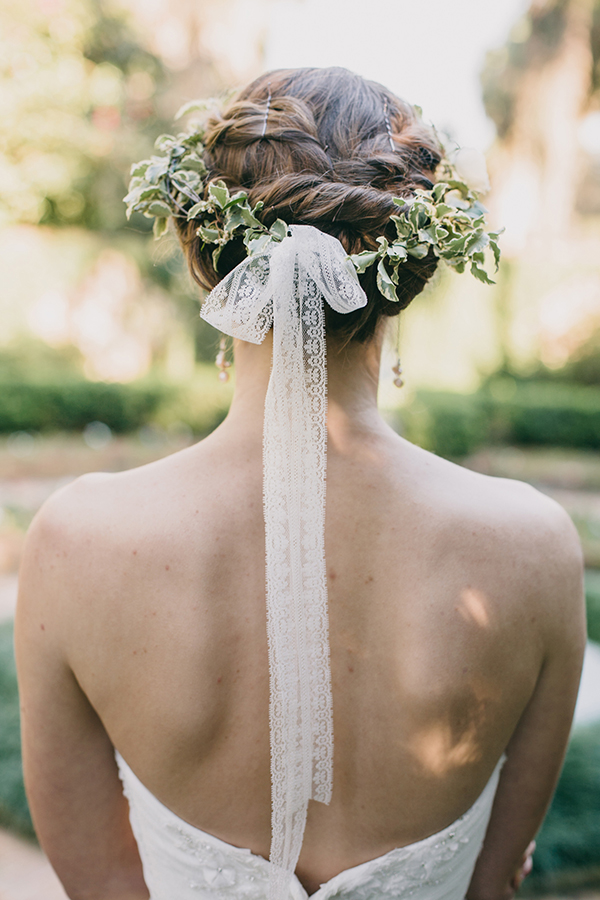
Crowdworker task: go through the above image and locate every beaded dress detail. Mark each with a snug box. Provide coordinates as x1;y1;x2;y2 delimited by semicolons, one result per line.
116;751;505;900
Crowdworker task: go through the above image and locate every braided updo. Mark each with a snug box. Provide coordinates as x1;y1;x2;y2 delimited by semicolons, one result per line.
175;67;443;343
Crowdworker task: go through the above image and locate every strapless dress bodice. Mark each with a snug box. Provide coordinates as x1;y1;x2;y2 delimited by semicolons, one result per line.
115;751;504;900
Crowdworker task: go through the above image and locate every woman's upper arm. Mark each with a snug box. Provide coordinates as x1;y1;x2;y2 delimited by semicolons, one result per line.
467;501;587;900
14;489;149;900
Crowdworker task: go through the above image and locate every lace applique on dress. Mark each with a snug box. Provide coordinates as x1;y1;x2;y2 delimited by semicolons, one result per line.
115;750;505;900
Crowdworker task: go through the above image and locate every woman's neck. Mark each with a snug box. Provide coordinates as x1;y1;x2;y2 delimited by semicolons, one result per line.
221;330;389;447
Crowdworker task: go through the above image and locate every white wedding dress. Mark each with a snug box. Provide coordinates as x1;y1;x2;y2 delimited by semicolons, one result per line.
115;750;505;900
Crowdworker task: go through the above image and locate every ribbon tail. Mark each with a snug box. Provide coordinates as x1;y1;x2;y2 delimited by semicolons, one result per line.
265;252;334;900
199;225;367;900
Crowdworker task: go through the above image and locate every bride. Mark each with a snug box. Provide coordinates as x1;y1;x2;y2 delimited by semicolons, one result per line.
15;67;585;900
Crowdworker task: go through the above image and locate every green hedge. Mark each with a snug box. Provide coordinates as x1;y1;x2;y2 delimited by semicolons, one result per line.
586;571;600;644
400;391;489;458
0;378;171;434
488;381;600;450
0;621;33;837
523;720;600;893
400;380;600;458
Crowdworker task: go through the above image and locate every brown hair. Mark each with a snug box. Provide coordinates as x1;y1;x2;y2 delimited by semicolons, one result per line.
175;67;443;342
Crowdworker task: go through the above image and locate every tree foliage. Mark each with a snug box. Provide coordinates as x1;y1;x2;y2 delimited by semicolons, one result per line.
0;0;167;230
481;0;600;140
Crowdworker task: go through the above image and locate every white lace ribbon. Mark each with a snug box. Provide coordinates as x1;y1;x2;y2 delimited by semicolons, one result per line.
201;225;367;900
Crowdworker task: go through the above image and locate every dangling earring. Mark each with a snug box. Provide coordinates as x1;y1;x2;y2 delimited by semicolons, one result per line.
392;357;404;388
216;335;232;382
392;319;404;388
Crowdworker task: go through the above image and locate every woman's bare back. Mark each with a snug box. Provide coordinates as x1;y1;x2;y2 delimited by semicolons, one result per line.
20;416;583;890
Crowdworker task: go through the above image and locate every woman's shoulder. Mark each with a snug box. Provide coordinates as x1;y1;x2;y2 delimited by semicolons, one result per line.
21;445;209;580
399;439;584;605
405;438;577;533
31;441;212;532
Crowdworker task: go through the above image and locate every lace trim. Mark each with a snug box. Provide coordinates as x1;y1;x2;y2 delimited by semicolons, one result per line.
201;226;367;900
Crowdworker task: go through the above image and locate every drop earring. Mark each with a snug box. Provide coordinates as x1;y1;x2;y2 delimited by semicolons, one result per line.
392;320;404;388
392;357;404;388
216;335;232;382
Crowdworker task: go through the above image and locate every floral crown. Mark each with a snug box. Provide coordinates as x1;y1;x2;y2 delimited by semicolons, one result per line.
124;103;501;300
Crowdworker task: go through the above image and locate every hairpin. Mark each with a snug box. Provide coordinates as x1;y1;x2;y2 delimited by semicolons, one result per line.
261;83;272;137
383;98;395;152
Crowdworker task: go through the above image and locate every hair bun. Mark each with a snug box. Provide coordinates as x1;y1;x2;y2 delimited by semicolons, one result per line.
177;67;444;342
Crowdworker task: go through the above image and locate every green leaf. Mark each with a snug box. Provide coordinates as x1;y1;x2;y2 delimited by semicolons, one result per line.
445;193;470;211
470;261;494;284
123;187;143;209
432;182;449;202
269;219;288;241
180;155;207;174
223;191;249;209
434;203;455;218
139;187;164;201
461;206;486;222
172;170;201;188
145;161;169;183
212;244;223;270
408;204;425;229
349;250;380;273
376;259;398;302
387;243;408;262
418;226;437;244
155;134;175;152
153;217;168;239
240;205;264;229
147;201;172;217
444;178;470;197
464;229;489;256
187;202;207;219
391;214;411;238
175;98;216;119
224;207;245;231
443;234;468;254
130;160;150;177
208;181;230;208
489;237;501;270
246;232;273;255
197;226;220;244
406;243;429;259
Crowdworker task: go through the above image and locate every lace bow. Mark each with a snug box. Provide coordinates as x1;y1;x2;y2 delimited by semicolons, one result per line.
201;225;367;900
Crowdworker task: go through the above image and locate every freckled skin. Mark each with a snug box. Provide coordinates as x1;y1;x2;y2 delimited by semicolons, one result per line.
14;333;585;900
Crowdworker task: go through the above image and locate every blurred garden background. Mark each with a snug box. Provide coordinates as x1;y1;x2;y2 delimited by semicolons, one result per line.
1;0;600;896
